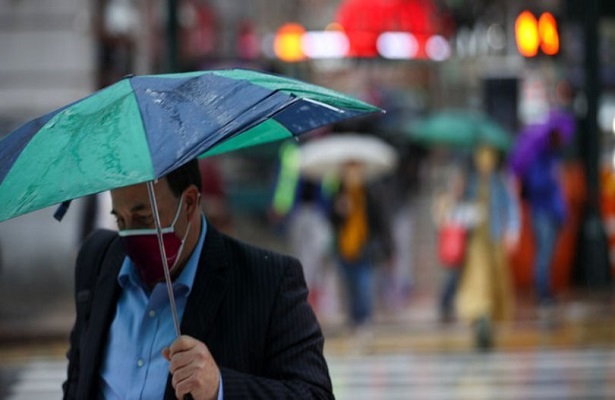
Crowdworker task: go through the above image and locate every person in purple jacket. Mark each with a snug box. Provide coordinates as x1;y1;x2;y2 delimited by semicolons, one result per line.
521;128;567;306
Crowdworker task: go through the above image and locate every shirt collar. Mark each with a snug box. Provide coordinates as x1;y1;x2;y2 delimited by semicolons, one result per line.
118;214;208;296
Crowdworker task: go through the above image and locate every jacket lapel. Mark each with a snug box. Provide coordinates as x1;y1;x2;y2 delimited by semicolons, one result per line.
164;226;230;399
180;226;229;340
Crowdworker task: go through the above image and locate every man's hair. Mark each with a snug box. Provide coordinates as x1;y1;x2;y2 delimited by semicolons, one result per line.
166;159;202;197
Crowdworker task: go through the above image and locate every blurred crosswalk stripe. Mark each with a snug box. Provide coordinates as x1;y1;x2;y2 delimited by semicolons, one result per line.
327;348;615;400
2;359;65;400
3;348;615;399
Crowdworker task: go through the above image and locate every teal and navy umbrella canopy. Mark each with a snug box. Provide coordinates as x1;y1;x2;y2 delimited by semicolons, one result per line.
0;69;380;222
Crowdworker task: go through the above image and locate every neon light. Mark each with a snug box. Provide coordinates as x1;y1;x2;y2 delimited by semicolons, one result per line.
515;10;539;57
274;23;306;62
539;12;559;56
302;31;349;59
377;32;418;59
426;35;451;61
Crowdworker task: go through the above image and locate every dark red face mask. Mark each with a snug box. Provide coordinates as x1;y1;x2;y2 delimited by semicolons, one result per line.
119;197;190;288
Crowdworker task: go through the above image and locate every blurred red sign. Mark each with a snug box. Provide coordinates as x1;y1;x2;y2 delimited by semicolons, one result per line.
335;0;451;58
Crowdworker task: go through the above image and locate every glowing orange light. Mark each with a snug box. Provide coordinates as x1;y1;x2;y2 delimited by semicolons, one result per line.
515;10;539;57
274;23;306;62
538;12;559;56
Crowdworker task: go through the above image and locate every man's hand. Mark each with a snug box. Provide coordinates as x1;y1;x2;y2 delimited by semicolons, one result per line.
162;335;220;400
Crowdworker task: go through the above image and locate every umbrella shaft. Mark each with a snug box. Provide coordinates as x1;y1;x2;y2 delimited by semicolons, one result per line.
147;181;182;337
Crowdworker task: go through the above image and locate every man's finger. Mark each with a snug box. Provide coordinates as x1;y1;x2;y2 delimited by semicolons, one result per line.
169;335;197;356
175;376;197;400
171;360;196;387
171;363;202;399
169;351;198;375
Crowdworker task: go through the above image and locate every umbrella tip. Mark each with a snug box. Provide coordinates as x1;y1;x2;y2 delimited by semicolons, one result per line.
53;200;72;222
122;73;135;80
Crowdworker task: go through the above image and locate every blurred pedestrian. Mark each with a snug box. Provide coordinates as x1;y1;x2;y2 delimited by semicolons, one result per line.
455;144;520;350
287;180;333;314
432;167;466;323
269;140;301;226
519;128;567;306
329;160;392;334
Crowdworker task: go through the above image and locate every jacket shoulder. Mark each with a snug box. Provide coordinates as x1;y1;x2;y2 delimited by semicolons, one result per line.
210;231;305;294
75;229;120;282
221;233;300;273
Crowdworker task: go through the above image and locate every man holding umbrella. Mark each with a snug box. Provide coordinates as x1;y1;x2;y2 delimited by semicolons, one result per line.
0;69;380;400
63;159;333;399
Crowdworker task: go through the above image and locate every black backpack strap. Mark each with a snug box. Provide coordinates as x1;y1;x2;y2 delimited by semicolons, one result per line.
63;229;119;399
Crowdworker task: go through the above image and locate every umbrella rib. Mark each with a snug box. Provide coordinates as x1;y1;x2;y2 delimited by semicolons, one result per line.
301;97;344;113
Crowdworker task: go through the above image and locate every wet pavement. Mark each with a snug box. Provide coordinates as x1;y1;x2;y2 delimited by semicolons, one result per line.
1;290;614;399
322;291;615;355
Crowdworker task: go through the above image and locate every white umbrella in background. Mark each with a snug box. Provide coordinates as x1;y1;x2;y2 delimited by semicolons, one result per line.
298;133;398;181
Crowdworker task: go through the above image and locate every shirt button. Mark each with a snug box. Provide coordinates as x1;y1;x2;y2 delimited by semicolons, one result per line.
149;310;156;318
137;359;144;368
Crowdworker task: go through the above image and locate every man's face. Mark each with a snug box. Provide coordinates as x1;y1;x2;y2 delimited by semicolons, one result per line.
110;179;183;232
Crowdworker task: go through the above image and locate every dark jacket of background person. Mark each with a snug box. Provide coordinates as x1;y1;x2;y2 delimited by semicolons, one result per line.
329;182;392;266
518;132;567;303
62;226;334;399
522;150;566;226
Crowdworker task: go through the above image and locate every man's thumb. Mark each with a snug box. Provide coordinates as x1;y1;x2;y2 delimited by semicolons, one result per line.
162;347;171;361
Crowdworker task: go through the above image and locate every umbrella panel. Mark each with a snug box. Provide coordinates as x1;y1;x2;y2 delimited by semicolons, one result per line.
132;74;296;176
0;82;153;221
0;69;381;223
408;111;511;151
299;134;398;181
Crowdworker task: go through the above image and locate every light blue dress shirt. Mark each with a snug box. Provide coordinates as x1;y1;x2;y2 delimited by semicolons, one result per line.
100;216;223;399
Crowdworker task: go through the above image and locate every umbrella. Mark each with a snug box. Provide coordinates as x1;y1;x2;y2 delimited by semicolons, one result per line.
407;110;512;151
0;69;380;223
298;133;398;181
509;109;576;176
0;69;380;338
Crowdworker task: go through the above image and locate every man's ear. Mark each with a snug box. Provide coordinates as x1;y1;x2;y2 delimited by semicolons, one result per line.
184;185;201;219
